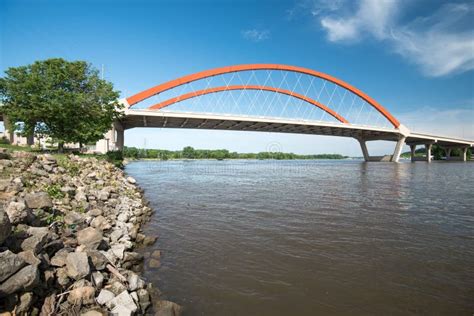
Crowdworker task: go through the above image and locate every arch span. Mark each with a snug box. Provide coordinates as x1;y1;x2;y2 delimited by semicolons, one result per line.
148;85;349;124
127;64;400;128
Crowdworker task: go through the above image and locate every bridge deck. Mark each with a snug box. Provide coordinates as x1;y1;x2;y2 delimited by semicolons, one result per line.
121;110;401;141
121;110;473;147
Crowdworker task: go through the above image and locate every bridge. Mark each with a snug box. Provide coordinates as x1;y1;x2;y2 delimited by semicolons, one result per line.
107;64;473;162
3;64;473;161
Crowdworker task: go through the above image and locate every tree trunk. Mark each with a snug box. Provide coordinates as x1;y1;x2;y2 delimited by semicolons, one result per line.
58;142;64;153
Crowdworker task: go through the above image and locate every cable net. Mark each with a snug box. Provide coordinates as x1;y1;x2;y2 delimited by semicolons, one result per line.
131;70;394;129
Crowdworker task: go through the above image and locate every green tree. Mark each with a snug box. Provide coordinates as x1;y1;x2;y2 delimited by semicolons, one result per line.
0;58;122;150
182;146;195;159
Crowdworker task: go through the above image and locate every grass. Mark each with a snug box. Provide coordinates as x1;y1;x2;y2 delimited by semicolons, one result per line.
0;143;36;152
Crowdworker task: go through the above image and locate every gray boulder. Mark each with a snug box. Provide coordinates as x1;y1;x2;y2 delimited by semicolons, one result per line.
87;250;108;270
50;248;71;267
0;265;40;297
0;179;10;191
90;215;111;231
0;205;12;244
0;250;27;282
96;288;115;306
77;227;103;250
64;211;84;225
137;288;151;312
5;201;28;224
65;252;90;280
67;286;95;305
18;250;41;266
21;234;48;254
24;192;53;209
109;290;138;314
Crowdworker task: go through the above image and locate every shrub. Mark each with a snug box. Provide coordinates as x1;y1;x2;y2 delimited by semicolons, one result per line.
106;150;124;168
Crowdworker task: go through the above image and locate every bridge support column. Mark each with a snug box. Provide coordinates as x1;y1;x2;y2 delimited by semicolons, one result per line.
112;121;124;151
391;136;406;162
425;144;432;163
410;145;416;162
461;147;468;162
357;139;370;162
445;148;452;160
116;129;124;151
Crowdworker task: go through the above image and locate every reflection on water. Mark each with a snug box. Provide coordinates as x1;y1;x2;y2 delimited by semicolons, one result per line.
126;160;474;316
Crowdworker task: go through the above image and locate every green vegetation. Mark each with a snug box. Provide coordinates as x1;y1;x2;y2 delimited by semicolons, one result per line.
0;58;122;150
123;146;348;160
105;150;124;168
46;184;65;199
0;142;35;152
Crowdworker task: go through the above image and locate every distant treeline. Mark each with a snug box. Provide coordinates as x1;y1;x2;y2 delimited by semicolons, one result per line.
123;146;348;160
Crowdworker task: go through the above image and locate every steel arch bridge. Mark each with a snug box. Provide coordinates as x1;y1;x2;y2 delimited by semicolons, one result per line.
107;64;472;162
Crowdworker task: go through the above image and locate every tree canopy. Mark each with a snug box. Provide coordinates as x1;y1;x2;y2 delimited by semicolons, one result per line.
0;58;122;148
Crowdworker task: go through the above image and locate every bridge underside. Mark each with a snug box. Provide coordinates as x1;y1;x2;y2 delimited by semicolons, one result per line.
120;111;400;141
114;111;472;162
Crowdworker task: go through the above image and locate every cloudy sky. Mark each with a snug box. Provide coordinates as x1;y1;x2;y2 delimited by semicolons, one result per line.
1;0;473;155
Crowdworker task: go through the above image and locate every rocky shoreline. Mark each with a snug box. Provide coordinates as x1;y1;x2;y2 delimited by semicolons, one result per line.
0;148;182;315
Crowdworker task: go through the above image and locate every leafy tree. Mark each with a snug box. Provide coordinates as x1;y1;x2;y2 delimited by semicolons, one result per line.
182;146;195;159
0;58;122;150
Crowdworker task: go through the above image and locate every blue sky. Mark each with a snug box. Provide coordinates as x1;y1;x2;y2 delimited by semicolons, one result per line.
1;0;473;155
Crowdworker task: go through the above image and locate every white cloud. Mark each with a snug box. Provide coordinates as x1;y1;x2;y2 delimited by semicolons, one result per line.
320;0;398;42
241;29;270;42
390;3;474;77
311;0;474;77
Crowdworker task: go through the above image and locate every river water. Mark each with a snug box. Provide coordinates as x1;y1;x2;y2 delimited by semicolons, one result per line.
125;160;474;315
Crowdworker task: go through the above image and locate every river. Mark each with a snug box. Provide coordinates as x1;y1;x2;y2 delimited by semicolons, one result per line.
125;160;474;315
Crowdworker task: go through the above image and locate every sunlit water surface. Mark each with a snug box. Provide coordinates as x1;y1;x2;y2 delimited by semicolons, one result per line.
125;160;474;316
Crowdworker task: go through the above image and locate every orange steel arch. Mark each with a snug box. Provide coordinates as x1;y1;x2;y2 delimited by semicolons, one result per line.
127;64;400;128
148;85;349;124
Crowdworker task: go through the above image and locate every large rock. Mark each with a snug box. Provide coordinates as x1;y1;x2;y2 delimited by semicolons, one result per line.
67;286;95;305
96;289;115;306
111;244;125;260
90;215;111;231
20;227;49;254
77;227;103;250
137;288;151;312
18;250;41;266
109;291;138;314
0;179;10;191
0;250;27;282
21;233;48;254
87;250;108;270
91;271;104;288
0;265;40;297
24;192;53;209
65;252;90;280
127;272;145;291
64;211;84;225
0;206;12;244
5;201;28;224
50;249;71;267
